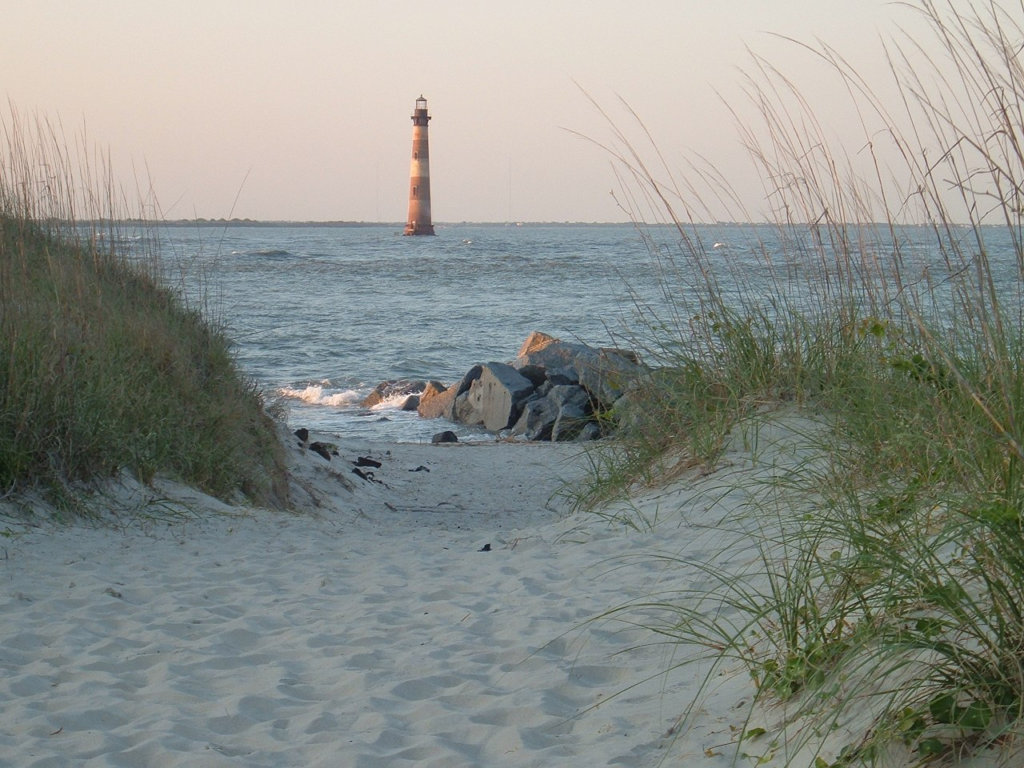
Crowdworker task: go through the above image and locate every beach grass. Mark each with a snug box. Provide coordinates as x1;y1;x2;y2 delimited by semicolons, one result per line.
579;0;1024;763
0;110;287;511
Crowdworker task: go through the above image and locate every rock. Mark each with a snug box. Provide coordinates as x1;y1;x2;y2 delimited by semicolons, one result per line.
352;467;379;482
419;385;459;420
294;427;310;444
580;349;643;406
548;384;593;412
516;364;548;388
362;379;426;408
610;386;651;432
515;338;583;371
517;330;559;357
398;395;420;412
420;367;482;420
552;409;588;441
354;456;382;468
453;365;484;397
452;391;482;425
546;367;580;386
416;381;451;419
575;422;603;442
457;362;536;432
510;384;593;441
480;362;537;431
511;397;559;441
309;442;333;461
432;430;459;444
550;385;593;441
513;335;641;408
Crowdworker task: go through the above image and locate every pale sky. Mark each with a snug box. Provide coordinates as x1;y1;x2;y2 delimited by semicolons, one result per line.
2;1;938;223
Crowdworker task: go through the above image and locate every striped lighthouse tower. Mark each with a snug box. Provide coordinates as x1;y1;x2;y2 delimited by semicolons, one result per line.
403;95;435;236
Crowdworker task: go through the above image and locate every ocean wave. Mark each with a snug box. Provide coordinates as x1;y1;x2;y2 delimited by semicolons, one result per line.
367;390;425;410
279;384;360;407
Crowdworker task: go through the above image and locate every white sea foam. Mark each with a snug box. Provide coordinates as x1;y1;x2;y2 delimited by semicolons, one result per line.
368;390;424;410
279;384;360;407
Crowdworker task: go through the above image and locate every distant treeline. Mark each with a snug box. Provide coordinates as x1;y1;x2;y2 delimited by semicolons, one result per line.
124;219;391;228
113;219;639;228
87;218;991;229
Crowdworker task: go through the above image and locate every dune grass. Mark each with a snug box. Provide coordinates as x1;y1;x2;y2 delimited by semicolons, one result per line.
0;111;287;511
578;1;1024;764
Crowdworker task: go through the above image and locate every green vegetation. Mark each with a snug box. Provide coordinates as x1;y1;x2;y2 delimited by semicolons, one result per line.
0;113;287;511
579;1;1024;763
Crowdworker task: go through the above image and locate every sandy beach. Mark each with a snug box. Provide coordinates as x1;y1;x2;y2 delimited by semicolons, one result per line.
0;422;822;767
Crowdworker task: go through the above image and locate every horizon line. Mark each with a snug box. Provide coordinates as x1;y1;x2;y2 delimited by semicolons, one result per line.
95;218;969;228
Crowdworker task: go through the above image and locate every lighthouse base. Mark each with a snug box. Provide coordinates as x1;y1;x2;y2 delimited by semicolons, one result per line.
403;222;435;236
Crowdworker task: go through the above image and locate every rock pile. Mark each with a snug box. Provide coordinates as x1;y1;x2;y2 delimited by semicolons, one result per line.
409;331;643;442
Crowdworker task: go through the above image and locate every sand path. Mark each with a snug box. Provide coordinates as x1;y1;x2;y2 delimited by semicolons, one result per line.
0;433;762;767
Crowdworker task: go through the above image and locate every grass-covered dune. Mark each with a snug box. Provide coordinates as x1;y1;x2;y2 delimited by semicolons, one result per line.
0;118;287;509
574;1;1024;764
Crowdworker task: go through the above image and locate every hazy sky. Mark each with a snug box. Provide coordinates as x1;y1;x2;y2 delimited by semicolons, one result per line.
3;1;940;222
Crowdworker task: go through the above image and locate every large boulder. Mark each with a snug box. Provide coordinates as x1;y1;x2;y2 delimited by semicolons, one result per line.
416;380;452;419
455;362;536;432
418;367;482;421
513;333;640;407
517;330;560;357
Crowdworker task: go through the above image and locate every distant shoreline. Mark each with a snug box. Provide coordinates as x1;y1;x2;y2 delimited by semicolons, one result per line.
116;219;638;228
102;218;992;229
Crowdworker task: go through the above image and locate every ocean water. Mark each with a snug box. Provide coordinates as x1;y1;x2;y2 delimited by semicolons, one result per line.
134;222;1019;442
144;223;659;441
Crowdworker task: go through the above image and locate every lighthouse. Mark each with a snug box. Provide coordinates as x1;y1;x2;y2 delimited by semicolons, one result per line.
403;95;435;236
